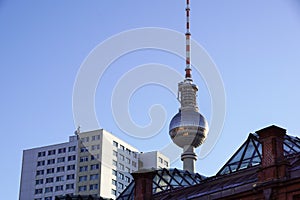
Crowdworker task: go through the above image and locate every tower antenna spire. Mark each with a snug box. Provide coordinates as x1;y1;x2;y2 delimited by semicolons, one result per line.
185;0;192;80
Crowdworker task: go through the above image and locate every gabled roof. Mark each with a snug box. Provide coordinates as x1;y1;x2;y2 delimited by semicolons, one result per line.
217;133;300;175
154;166;259;200
216;133;261;175
117;168;206;200
117;132;300;200
154;132;300;200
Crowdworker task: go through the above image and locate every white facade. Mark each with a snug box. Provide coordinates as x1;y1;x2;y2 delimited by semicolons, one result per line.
19;136;78;200
76;129;139;199
19;129;169;200
139;151;170;170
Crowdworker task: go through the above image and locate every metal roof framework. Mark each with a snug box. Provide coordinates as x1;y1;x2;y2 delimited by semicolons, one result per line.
117;133;300;200
217;133;300;175
117;168;206;200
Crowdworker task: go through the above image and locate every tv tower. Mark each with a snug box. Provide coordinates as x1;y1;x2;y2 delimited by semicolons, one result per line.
169;0;209;173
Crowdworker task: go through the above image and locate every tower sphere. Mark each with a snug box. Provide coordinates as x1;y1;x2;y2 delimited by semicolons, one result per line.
169;110;208;148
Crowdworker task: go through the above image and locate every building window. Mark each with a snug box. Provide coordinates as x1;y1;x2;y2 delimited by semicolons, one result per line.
125;176;130;183
47;159;55;165
46;168;54;174
37;160;45;166
92;135;100;141
113;141;118;147
79;175;88;182
119;154;125;161
56;175;64;182
112;169;117;176
164;160;169;167
118;182;124;190
66;174;75;180
126;148;131;155
36;170;44;176
68;155;76;161
55;185;64;191
68;146;76;152
112;160;117;166
67;164;75;171
37;151;46;157
158;157;163;164
34;188;43;194
58;148;66;154
91;144;100;150
89;184;98;190
113;150;118;157
126;158;131;164
57;157;65;163
112;179;117;186
80;156;89;162
118;173;124;180
111;189;117;196
120;145;125;151
78;186;87;192
48;149;56;156
45;197;52;200
132;161;137;168
80;147;88;152
91;155;95;161
91;154;98;161
133;152;137;158
46;177;54;183
119;163;124;170
81;137;89;143
90;164;99;170
90;174;99;180
66;183;74;190
35;179;43;185
79;166;88;172
125;167;130;173
45;187;53;193
56;166;65;173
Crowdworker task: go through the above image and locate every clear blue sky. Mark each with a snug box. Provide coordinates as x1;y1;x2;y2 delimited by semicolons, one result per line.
1;0;300;199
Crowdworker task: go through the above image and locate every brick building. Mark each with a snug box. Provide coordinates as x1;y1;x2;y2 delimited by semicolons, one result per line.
118;125;300;200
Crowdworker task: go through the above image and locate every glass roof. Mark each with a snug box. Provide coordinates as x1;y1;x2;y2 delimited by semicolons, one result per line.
117;168;206;200
153;168;206;193
117;133;300;200
217;133;300;175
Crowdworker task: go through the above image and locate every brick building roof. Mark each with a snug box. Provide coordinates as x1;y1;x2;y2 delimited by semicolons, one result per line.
118;125;300;200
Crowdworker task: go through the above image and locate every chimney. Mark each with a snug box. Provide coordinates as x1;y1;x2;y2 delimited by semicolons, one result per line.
256;125;289;182
132;169;156;200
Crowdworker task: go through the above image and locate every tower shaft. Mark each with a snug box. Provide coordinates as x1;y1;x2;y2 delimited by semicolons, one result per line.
181;145;197;173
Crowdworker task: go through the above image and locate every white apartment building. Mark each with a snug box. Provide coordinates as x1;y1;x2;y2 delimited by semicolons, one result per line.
139;151;170;170
19;135;78;200
75;129;139;198
19;129;169;200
